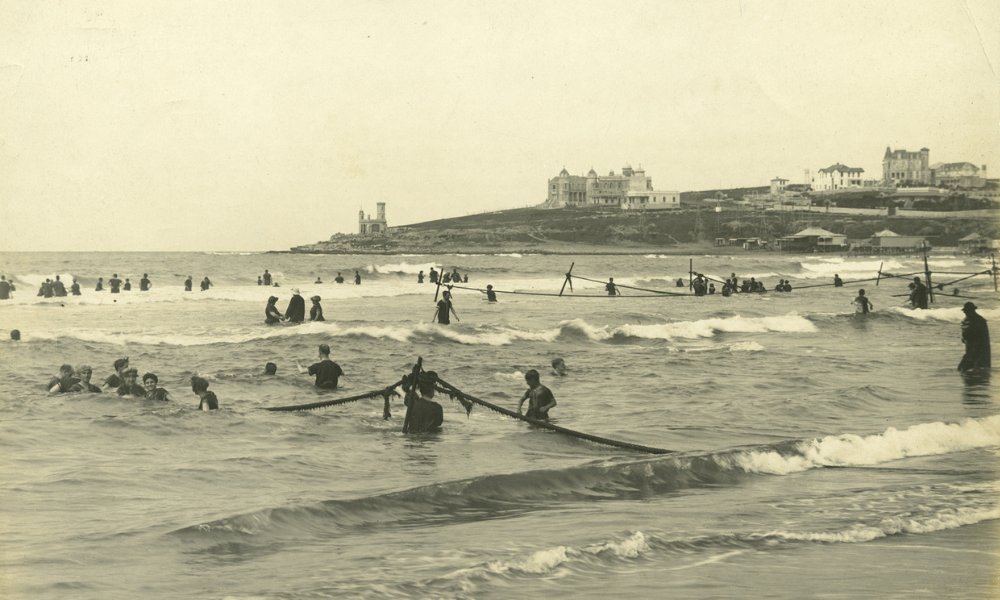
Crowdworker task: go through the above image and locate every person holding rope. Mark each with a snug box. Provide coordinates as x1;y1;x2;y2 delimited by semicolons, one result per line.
518;369;556;421
485;284;497;303
402;369;443;433
909;277;929;309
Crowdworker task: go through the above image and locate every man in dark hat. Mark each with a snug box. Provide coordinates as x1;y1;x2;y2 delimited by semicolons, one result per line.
958;302;990;372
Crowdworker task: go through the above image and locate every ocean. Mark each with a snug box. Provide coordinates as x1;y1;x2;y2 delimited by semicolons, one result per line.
0;250;997;599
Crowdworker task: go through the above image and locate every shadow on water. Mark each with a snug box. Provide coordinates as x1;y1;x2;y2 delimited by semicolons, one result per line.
960;369;992;406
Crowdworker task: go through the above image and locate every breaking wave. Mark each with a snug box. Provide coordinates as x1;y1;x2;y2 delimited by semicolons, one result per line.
175;415;1000;539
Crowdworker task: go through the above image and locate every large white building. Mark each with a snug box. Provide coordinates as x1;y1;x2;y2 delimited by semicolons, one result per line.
812;163;865;191
546;165;679;210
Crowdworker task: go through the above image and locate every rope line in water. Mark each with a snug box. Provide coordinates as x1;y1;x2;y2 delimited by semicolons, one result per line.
443;282;687;299
432;376;672;455
264;380;403;412
569;274;690;297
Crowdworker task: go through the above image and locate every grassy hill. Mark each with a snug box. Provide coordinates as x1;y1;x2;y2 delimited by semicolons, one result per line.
290;204;1000;254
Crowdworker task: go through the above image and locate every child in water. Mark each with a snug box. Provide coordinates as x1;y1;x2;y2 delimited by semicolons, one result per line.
853;289;873;314
518;369;556;420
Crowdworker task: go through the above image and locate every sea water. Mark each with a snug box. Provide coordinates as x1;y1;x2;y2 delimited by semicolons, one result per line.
0;251;997;599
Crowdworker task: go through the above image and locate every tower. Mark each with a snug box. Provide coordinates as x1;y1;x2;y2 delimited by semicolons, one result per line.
376;202;386;222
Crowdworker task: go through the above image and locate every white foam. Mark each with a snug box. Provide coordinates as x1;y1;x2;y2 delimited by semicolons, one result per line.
365;261;437;275
888;306;1000;323
764;506;1000;544
726;415;1000;475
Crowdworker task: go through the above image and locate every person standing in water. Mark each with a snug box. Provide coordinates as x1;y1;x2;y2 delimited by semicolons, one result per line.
0;275;12;300
109;274;122;293
123;278;132;291
429;268;439;284
334;272;344;283
95;277;104;292
958;302;990;372
402;370;444;434
285;289;305;323
200;276;212;291
140;274;151;291
70;279;81;296
434;290;459;324
834;274;844;287
909;277;928;309
418;270;425;284
485;284;497;303
262;270;272;286
605;277;621;296
354;270;362;285
297;343;343;390
184;275;193;291
309;296;325;321
191;376;219;410
853;289;873;314
518;369;556;421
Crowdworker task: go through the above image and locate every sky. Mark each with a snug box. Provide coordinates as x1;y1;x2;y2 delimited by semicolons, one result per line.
1;0;998;251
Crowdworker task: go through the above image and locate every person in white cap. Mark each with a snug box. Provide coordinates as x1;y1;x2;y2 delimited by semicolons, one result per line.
285;288;305;323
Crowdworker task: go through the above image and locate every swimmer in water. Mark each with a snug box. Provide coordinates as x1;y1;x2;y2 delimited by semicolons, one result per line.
70;279;81;295
853;289;873;314
140;274;151;291
117;368;146;398
191;376;219;410
265;296;284;324
10;329;20;341
95;277;104;292
263;362;277;376
335;272;344;284
309;296;325;321
551;357;567;376
184;275;193;291
142;373;174;401
103;357;130;389
48;364;80;394
485;284;497;303
72;365;102;393
518;369;556;421
200;276;212;291
314;277;323;284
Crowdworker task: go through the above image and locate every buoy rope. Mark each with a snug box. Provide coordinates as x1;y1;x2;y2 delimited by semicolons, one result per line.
264;380;403;412
432;376;672;455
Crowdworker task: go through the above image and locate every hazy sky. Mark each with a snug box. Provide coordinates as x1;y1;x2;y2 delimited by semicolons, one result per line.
1;0;998;251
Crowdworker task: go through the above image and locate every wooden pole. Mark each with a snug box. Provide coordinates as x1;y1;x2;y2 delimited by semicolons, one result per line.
923;242;934;304
689;258;693;291
992;254;998;292
433;265;443;302
875;261;883;286
559;262;575;296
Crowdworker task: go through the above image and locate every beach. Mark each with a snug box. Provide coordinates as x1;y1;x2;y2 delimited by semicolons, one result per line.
0;250;997;599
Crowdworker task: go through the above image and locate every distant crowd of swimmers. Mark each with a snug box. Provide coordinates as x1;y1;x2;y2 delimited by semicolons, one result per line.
418;267;469;285
44;357;218;410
